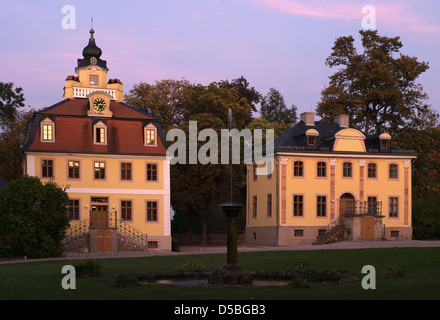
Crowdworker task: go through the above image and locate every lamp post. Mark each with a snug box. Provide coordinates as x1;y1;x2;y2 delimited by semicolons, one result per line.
208;109;253;285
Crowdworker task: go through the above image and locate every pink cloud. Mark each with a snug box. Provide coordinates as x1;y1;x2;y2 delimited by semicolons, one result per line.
246;0;440;35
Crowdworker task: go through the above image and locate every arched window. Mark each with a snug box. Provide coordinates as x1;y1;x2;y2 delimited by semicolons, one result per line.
389;163;398;179
293;161;304;177
367;163;377;178
317;161;326;177
343;162;352;177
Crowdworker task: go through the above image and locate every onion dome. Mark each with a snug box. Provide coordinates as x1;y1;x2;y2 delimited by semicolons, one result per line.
77;28;108;70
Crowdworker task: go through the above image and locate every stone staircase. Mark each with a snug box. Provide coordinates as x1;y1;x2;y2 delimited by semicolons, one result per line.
313;219;345;245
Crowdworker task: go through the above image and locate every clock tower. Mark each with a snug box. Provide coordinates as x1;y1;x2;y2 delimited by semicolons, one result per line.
62;28;124;103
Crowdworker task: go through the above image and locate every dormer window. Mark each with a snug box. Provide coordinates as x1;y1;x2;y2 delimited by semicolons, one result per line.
93;121;107;145
41;118;55;142
306;128;319;149
379;133;391;152
144;124;157;146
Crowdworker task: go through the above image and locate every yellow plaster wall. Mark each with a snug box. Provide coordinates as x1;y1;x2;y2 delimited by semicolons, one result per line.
32;153;167;236
247;155;413;229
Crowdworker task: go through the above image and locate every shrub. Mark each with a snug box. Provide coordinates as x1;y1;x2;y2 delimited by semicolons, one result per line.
386;264;407;278
114;273;139;288
74;259;103;278
291;258;310;271
180;257;206;271
288;277;311;289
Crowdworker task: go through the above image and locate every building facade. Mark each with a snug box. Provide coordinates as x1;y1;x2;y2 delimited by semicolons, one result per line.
22;29;171;252
246;112;417;246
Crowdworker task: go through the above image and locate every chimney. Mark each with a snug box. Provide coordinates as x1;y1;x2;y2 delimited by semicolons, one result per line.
335;114;349;128
300;112;315;126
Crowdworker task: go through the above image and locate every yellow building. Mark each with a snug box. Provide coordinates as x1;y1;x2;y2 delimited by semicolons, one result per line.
22;29;171;252
246;112;417;246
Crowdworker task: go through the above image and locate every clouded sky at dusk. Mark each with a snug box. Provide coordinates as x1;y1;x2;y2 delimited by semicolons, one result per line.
1;0;439;117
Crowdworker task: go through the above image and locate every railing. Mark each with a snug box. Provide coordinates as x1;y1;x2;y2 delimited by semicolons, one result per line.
63;219;90;245
118;220;148;248
73;87;117;100
63;211;147;249
343;200;383;216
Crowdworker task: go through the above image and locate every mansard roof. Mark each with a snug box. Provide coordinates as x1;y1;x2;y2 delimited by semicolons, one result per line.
23;98;168;156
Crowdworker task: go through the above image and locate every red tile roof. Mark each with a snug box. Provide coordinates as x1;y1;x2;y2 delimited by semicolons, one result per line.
24;98;167;156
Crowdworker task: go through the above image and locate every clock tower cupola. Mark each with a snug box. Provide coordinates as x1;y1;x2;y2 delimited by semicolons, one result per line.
63;27;124;103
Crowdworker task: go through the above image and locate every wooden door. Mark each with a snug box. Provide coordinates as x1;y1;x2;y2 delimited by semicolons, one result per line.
361;217;375;239
91;205;108;228
97;230;112;252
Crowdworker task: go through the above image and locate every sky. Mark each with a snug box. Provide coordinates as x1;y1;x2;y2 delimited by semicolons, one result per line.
1;0;439;118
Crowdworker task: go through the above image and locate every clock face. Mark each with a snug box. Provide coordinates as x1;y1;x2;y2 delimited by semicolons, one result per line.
93;98;106;111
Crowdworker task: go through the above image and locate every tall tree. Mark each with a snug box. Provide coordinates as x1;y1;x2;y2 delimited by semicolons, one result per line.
219;76;262;124
260;88;298;125
317;30;431;136
0;82;25;123
124;78;193;129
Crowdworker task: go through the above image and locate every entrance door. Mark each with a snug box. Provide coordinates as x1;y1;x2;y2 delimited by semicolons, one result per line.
96;230;112;252
361;217;376;239
91;205;108;228
339;193;355;222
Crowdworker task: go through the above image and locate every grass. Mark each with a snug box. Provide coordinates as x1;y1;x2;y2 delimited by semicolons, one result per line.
0;247;439;300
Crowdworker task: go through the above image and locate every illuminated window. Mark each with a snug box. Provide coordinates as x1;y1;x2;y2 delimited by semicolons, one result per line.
41;118;55;142
94;161;105;180
144;125;157;146
93;121;107;145
68;160;80;179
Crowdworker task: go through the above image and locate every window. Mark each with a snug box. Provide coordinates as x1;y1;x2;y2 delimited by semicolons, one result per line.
381;140;389;149
389;164;398;179
317;196;327;217
343;162;352;177
95;126;106;144
368;163;377;178
293;161;304;177
94;161;105;180
253;196;257;218
148;241;159;249
121;200;132;221
389;197;398;217
42;124;54;141
146;201;158;221
68;199;80;220
89;74;98;86
267;194;272;217
293;195;303;216
308;136;316;146
41;118;55;142
317;161;327;177
121;163;132;181
145;126;157;146
294;230;304;237
68;160;80;179
146;163;158;181
42;159;53;178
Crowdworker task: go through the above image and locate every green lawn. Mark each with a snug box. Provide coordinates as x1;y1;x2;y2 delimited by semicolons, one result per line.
0;247;439;300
